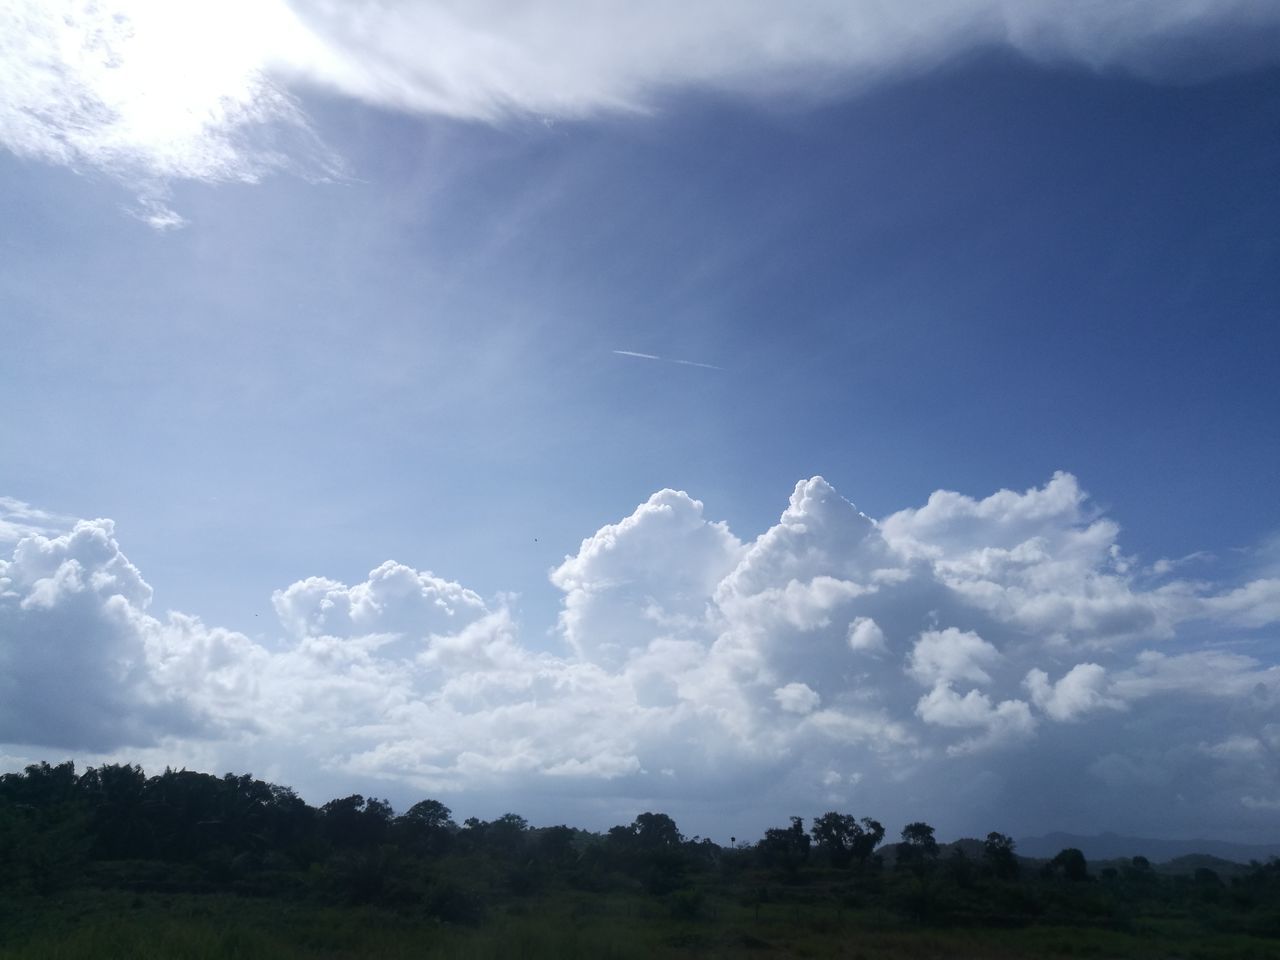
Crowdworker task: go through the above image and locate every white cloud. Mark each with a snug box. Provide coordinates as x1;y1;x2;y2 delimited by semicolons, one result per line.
907;628;1001;687
915;682;1036;755
272;561;489;644
717;478;881;601
1199;578;1280;629
1109;650;1280;702
0;496;70;544
882;471;1092;556
550;488;742;670
282;1;1280;119
774;682;820;715
884;474;1172;645
0;519;200;750
1024;662;1124;722
0;0;342;224
847;616;888;654
5;470;1280;840
5;2;1278;223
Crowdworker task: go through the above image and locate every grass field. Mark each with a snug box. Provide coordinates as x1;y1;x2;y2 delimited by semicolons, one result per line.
3;887;1278;960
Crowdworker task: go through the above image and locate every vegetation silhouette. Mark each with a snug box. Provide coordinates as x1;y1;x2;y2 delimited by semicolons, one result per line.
2;760;1279;958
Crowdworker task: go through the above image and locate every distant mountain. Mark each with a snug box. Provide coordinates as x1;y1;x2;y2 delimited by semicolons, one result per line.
1015;831;1280;864
1156;854;1252;878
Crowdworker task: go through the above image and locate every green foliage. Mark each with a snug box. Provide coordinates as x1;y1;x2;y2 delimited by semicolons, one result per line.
897;821;940;873
631;811;681;850
400;798;453;830
1048;847;1090;882
984;831;1020;880
666;887;705;921
2;758;1278;959
758;816;811;876
319;795;393;849
810;811;884;869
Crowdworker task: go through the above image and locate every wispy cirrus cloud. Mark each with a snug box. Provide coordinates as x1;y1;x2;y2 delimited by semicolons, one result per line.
0;497;71;544
3;1;1279;226
279;1;1280;121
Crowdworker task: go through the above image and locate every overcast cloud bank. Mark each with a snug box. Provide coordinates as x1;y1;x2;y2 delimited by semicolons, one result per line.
2;474;1278;841
3;1;1280;224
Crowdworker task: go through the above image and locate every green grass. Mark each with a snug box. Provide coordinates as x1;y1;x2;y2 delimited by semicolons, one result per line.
3;888;1279;960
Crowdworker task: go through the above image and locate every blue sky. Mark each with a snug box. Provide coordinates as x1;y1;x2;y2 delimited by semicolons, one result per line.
2;2;1279;845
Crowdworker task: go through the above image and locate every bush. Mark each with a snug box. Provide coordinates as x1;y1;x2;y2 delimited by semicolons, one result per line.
426;882;486;925
668;888;706;921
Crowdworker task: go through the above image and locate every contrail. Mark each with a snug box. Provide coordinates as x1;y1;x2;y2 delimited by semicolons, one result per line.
613;350;662;361
613;350;722;371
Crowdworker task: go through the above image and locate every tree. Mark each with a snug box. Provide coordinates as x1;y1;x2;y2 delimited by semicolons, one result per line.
263;783;314;857
80;763;151;859
897;822;939;870
0;764;89;893
6;762;79;807
602;813;687;892
396;799;455;856
457;813;528;857
983;831;1019;879
944;846;975;887
488;812;529;852
401;799;454;832
810;812;884;869
604;812;683;853
319;795;392;848
1049;847;1089;882
852;817;886;865
606;824;633;848
632;812;682;850
1125;854;1155;884
534;825;576;865
760;817;811;875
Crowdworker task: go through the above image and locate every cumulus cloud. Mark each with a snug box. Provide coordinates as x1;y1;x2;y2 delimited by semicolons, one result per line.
272;561;489;645
3;470;1280;840
550;488;742;670
774;682;821;715
883;473;1171;645
915;683;1036;755
4;2;1279;223
907;628;1002;687
0;519;198;750
1024;663;1125;721
847;616;888;654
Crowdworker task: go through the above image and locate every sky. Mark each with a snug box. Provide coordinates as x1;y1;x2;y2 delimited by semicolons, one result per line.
1;0;1279;846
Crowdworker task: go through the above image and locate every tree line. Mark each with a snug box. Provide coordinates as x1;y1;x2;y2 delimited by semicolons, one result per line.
2;760;1278;937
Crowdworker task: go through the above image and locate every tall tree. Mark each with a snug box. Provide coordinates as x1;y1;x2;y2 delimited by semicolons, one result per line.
760;817;811;875
983;831;1019;879
632;812;682;850
1049;847;1089;882
897;821;939;870
810;812;884;869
